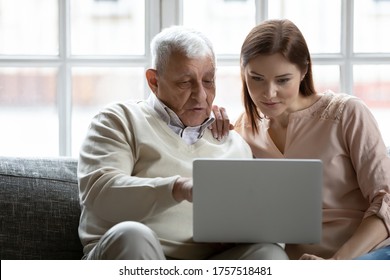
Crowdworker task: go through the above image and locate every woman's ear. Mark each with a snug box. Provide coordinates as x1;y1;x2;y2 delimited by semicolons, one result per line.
146;69;158;93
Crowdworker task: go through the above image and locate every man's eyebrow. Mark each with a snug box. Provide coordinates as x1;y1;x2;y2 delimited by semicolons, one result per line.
173;73;192;80
177;72;215;79
205;70;215;77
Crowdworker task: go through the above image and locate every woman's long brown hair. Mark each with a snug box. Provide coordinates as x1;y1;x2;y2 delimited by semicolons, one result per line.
240;19;316;134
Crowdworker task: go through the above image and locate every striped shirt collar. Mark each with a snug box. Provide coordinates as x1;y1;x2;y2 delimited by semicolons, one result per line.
147;94;214;145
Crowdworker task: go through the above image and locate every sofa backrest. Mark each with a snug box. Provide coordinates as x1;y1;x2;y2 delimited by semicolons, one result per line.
0;157;83;260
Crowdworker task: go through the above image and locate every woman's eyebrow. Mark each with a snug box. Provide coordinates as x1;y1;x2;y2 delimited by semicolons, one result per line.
275;73;293;78
248;71;293;78
248;70;264;76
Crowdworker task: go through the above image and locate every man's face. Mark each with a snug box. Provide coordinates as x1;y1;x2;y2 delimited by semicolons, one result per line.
153;51;216;127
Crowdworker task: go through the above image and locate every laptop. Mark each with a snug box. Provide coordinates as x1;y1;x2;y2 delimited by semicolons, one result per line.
192;158;322;244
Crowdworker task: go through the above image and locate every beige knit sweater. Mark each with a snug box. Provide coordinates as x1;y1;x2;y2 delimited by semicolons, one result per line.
78;100;253;259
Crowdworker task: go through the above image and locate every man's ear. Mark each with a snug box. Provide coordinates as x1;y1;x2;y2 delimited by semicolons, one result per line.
146;69;158;93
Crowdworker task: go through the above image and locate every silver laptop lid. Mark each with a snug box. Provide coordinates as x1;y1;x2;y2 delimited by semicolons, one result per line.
193;158;322;244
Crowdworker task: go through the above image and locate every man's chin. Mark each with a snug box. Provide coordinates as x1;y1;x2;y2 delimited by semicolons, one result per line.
181;116;208;127
179;108;212;125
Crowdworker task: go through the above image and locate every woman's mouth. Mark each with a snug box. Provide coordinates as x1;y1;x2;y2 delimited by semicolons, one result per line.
262;101;280;108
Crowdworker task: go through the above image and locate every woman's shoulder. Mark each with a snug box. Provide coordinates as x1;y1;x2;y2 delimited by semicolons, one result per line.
234;111;263;132
234;112;248;127
314;91;361;121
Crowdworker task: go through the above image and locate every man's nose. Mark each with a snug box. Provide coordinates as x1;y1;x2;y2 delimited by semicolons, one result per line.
191;82;208;101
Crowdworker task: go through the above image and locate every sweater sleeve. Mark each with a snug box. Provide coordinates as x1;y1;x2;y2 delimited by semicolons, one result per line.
341;97;390;234
78;105;179;224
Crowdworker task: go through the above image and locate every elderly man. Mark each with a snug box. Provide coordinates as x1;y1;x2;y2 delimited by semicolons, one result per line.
77;26;288;260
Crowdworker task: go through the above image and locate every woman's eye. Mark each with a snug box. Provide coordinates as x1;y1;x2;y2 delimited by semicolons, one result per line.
251;76;262;81
277;78;290;84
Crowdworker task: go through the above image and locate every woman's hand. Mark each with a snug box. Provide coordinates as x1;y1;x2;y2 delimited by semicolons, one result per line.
300;216;388;260
209;105;234;140
330;215;388;260
299;253;326;260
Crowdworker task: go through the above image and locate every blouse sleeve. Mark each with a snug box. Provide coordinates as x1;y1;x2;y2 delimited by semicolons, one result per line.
341;97;390;234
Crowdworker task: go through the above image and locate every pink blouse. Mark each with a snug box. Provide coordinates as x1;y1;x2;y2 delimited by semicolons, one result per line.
235;92;390;259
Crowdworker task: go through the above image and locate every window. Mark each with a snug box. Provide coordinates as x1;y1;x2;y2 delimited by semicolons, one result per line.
0;0;150;157
0;0;389;158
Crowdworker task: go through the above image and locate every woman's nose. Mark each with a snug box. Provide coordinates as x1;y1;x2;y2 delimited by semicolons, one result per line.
264;83;277;99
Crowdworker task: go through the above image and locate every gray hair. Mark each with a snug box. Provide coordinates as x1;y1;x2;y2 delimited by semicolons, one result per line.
150;26;216;73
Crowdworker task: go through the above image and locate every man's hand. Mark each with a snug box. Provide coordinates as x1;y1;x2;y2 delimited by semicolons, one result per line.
209;105;234;140
172;177;193;202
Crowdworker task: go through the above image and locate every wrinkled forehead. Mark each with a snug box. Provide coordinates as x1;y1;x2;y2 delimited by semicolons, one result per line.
164;51;216;76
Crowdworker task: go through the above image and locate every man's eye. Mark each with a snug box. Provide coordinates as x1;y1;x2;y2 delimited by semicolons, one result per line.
177;81;191;88
203;80;214;86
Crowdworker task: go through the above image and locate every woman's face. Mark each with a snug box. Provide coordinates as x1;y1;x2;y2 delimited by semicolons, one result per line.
244;53;306;119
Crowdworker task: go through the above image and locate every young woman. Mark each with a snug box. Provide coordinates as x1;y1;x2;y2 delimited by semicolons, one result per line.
234;19;390;260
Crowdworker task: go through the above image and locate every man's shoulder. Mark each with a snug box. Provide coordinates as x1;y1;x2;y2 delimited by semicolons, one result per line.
102;99;146;112
228;129;248;140
88;100;161;133
225;130;253;154
202;128;248;146
98;99;153;119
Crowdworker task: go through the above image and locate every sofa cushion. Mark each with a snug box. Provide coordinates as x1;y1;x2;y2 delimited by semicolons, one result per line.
0;157;83;260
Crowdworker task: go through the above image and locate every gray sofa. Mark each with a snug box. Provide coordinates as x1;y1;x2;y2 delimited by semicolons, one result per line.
0;157;83;259
1;148;390;259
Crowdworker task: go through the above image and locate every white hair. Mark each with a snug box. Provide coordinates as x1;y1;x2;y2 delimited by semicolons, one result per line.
150;26;216;73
